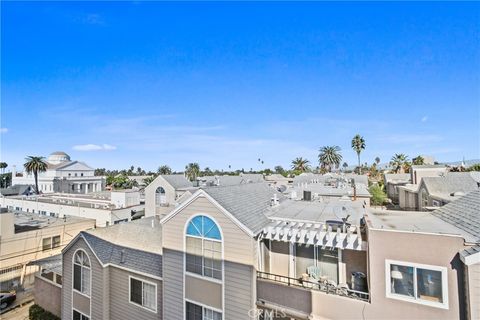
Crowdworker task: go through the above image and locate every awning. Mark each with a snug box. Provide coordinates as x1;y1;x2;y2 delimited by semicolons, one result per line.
27;254;63;275
259;219;366;251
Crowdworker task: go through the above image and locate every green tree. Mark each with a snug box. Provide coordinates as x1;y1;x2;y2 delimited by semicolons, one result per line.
467;163;480;172
143;176;156;186
369;184;387;206
351;134;366;173
291;157;310;172
390;154;410;173
157;165;172;175
0;162;7;174
24;156;48;194
185;163;200;181
274;165;285;175
412;155;425;165
318;146;343;172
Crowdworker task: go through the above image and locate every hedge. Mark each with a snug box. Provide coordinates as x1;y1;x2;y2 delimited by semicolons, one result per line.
29;304;60;320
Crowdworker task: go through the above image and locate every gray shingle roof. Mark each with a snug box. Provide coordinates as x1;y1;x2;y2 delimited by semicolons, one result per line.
430;189;480;243
162;174;192;189
82;232;162;278
460;245;480;259
202;183;281;234
422;173;479;200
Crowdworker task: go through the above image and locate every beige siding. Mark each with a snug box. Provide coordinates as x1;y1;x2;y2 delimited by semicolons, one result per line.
34;275;61;317
144;176;176;217
163;196;256;266
185;274;222;310
162;195;257;318
109;266;162;320
62;237;106;320
224;261;255;320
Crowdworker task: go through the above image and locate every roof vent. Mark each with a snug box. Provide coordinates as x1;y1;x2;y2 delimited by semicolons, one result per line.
120;249;126;263
270;194;279;206
303;190;312;201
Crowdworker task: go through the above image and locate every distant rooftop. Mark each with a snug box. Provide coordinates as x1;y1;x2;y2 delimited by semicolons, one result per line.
6;209;94;233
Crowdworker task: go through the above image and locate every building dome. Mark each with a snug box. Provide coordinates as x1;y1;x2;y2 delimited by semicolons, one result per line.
47;151;71;165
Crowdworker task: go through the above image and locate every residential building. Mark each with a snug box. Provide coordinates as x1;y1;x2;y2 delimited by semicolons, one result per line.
398;172;480;211
0;207;95;291
11;151;105;194
409;165;448;185
0;190;144;227
54;184;479;320
383;173;411;204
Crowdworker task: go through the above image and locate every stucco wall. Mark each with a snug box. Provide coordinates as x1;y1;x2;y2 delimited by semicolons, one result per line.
34;275;62;317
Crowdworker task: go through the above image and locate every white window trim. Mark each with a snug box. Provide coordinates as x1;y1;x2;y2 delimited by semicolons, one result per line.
128;275;158;313
72;308;89;320
385;259;449;309
185;298;223;318
72;249;92;298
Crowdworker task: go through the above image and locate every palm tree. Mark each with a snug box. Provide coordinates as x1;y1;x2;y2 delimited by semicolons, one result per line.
157;165;172;175
143;176;156;186
318;146;343;172
24;156;48;194
185;163;200;181
0;162;7;174
291;157;310;172
351;134;366;173
342;162;348;171
375;157;380;165
412;155;425;165
390;154;409;173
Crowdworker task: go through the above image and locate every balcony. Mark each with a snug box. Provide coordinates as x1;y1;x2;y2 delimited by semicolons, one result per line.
257;271;369;302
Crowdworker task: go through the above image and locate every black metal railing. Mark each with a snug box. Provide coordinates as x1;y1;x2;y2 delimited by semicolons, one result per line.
257;271;369;301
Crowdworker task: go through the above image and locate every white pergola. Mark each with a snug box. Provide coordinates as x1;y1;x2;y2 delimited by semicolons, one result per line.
259;219;366;251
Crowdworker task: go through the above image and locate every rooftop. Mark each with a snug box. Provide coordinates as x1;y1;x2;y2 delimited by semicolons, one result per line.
7;210;94;233
367;205;479;243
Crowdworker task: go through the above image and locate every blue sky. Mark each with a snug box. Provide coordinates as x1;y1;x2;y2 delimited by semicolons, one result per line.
2;1;479;171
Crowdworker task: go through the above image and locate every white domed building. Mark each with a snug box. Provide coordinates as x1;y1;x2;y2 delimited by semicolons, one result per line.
11;151;105;194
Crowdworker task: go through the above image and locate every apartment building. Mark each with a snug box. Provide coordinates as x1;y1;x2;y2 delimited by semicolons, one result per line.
0;207;95;291
54;183;479;320
0;190;143;227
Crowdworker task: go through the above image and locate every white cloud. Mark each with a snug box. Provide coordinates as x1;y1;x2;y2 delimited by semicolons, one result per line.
72;144;117;151
421;116;428;122
0;128;8;133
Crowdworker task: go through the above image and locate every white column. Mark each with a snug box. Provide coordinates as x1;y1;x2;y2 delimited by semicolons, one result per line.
338;249;346;285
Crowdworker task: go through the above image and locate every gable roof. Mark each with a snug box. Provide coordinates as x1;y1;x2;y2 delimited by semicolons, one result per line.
48;160;94;171
430;189;480;243
201;183;281;234
421;172;479;200
161;174;192;189
384;173;411;184
0;184;33;196
81;232;162;278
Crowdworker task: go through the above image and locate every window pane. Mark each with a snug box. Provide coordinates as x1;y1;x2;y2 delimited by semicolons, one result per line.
390;264;414;297
42;238;52;251
295;244;315;278
186;237;203;275
130;278;142;304
73;310;81;320
203;216;221;240
187;221;201;236
73;264;82;291
82;267;90;295
417;268;443;303
52;236;61;248
317;248;338;283
143;282;156;310
186;301;202;320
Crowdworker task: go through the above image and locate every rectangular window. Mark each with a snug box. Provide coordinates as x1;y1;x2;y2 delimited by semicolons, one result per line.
386;260;448;309
52;236;61;248
129;277;157;312
186;301;222;320
42;238;52;251
186;237;222;280
73;309;89;320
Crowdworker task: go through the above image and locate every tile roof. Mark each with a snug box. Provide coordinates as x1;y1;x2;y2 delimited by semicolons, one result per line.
161;174;193;189
202;183;281;234
82;231;162;278
422;172;479;200
430;189;480;243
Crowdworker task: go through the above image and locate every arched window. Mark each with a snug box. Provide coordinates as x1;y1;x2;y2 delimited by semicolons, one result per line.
155;187;166;206
73;250;91;296
185;215;222;280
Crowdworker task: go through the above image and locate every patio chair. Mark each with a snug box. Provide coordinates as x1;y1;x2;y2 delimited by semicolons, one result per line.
307;266;321;280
